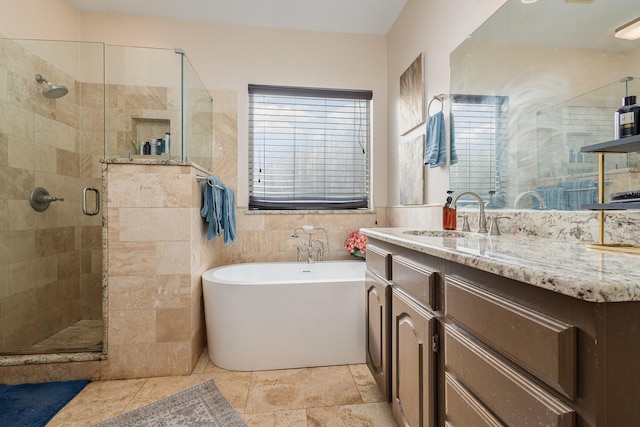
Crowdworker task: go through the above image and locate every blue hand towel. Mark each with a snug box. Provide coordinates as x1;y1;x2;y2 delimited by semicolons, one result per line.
222;185;236;244
558;179;597;210
200;181;212;223
449;112;458;165
200;176;236;243
200;177;223;240
424;111;446;168
536;186;567;210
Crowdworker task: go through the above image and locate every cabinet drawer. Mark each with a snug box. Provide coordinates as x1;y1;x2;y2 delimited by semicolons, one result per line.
445;372;504;427
391;255;436;309
445;277;576;399
445;325;575;427
366;244;392;280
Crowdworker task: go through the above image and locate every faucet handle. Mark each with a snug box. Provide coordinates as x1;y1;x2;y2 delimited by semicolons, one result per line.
458;214;470;232
488;216;510;236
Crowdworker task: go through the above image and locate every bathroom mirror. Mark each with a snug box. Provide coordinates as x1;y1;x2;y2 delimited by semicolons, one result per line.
450;0;640;210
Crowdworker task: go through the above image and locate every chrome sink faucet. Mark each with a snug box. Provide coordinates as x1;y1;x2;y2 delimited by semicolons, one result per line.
451;191;487;233
514;190;547;209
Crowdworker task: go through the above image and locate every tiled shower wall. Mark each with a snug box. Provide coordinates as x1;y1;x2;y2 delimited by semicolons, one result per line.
104;162;214;378
0;40;103;353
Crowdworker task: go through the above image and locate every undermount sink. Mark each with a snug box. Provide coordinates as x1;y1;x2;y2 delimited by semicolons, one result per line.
403;230;465;238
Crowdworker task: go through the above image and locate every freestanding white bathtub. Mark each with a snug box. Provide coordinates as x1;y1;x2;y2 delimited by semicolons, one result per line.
202;261;366;371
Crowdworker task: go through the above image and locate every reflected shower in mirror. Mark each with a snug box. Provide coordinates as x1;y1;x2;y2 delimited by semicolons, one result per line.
449;0;640;210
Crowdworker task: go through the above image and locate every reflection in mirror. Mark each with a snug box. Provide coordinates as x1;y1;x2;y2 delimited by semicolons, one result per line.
449;0;640;210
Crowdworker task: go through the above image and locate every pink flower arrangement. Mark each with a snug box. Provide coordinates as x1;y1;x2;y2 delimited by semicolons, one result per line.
344;231;367;259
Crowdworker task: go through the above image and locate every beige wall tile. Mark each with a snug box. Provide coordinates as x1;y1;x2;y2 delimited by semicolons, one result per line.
7;199;36;231
109;274;190;311
0;265;7;300
0;132;8;166
107;207;120;242
9;138;57;174
0;229;34;264
108;172;191;208
0;200;6;232
0;68;7;102
7;260;35;295
109;309;155;345
118;207;190;242
107;241;156;276
103;342;192;378
35;226;76;256
156;241;190;275
35;114;78;152
4;102;34;140
156;307;190;342
56;148;80;177
0;163;34;200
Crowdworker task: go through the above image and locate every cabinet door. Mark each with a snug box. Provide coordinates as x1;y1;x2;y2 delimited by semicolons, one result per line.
366;270;391;401
392;288;436;427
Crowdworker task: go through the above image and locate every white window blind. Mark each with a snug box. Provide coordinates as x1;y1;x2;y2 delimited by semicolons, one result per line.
248;84;372;210
450;94;509;207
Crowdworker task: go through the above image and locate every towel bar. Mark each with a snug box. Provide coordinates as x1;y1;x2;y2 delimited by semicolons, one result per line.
196;175;224;189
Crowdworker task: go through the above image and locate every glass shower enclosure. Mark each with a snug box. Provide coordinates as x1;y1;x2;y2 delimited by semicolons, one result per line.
0;39;212;359
0;38;105;356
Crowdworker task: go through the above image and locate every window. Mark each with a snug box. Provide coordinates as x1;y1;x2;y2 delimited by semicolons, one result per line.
248;84;372;210
450;94;509;207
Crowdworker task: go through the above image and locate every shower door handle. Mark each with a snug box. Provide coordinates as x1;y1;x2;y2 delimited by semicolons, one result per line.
82;187;100;216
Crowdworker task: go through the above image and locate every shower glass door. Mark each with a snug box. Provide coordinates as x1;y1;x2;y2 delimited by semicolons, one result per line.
0;39;105;356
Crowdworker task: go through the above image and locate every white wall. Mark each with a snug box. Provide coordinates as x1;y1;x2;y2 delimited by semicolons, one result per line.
0;0;81;40
386;0;507;212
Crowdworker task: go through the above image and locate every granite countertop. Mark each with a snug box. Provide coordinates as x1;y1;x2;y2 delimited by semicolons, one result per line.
361;227;640;303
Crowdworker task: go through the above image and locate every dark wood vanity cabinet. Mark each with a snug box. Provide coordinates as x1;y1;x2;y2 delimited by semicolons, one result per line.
444;276;576;427
442;263;640;427
392;287;437;427
366;241;441;427
364;236;640;427
365;244;393;401
390;254;439;427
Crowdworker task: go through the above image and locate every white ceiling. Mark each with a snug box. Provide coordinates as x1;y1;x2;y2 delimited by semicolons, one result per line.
66;0;408;35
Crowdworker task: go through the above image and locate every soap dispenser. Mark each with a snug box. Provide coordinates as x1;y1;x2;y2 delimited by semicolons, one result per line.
443;190;456;230
618;95;640;138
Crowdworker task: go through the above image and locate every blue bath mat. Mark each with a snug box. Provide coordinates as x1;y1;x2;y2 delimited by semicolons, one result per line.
0;379;89;426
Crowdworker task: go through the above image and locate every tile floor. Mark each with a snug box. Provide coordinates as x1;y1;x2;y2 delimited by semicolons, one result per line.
48;349;398;426
32;320;103;353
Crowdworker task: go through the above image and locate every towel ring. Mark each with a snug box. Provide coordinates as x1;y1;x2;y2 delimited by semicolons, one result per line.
428;95;445;116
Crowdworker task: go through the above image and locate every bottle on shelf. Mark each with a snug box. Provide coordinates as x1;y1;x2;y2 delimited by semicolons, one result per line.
617;95;640;138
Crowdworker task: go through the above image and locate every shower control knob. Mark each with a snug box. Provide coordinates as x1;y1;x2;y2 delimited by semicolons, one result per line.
29;187;64;212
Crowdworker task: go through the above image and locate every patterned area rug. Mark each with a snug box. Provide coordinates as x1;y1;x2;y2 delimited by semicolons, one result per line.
93;380;248;427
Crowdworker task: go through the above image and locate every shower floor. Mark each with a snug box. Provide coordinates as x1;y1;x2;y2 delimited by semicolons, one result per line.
29;319;103;354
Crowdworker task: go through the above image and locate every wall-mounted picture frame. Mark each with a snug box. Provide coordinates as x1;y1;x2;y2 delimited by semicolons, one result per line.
399;53;424;135
400;134;425;205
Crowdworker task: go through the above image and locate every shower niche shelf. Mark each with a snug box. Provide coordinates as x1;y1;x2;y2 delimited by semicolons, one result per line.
581;134;640;254
132;117;170;155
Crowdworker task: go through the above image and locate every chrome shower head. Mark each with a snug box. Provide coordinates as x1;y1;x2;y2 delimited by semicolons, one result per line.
290;230;299;238
35;74;68;99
